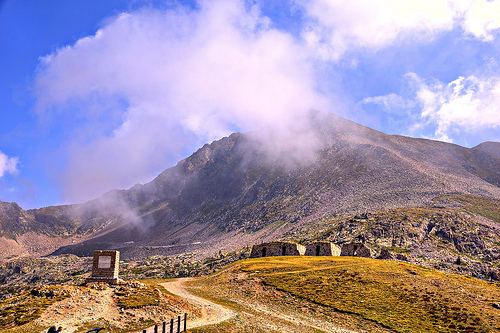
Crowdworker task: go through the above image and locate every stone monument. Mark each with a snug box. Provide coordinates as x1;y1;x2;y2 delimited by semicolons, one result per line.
86;250;122;284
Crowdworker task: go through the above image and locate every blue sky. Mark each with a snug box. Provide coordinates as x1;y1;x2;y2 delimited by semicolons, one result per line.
1;0;500;209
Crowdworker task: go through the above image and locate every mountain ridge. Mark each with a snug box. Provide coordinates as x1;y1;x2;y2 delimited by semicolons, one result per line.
1;112;499;263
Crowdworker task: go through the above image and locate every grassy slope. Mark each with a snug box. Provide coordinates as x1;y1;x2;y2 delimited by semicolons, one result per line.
236;257;500;333
441;194;500;224
187;257;500;332
2;255;499;332
186;264;389;333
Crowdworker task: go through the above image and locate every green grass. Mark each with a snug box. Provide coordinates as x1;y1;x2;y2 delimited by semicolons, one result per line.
440;194;500;224
138;278;176;297
237;256;500;333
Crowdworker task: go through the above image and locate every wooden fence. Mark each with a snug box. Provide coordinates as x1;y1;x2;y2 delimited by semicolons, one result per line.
142;313;187;333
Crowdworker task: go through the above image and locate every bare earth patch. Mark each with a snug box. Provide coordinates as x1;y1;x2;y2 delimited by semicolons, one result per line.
25;282;199;333
35;285;119;332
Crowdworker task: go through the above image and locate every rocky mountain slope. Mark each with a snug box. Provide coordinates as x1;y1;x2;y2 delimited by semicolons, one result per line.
475;141;500;158
1;111;499;261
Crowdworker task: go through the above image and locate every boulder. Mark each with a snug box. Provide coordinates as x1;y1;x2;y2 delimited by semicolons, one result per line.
377;248;395;260
489;269;499;281
396;253;409;261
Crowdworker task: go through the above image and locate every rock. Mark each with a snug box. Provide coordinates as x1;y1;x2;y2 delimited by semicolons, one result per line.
491;303;500;309
396;254;408;261
377;248;394;260
489;270;499;281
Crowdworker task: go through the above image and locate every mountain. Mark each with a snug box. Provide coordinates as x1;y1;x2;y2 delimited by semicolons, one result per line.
474;141;500;158
1;112;500;262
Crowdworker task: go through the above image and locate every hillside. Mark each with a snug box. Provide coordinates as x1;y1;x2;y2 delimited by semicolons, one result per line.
186;256;500;333
1;112;500;263
474;141;500;158
3;256;499;333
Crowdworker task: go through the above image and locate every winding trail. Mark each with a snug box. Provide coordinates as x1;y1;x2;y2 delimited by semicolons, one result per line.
160;278;235;329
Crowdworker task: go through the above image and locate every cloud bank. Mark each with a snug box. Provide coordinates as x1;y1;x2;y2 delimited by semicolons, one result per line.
296;0;500;61
34;0;330;203
297;0;455;61
32;0;500;205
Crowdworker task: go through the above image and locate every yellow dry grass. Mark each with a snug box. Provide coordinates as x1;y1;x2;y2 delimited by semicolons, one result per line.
239;256;500;333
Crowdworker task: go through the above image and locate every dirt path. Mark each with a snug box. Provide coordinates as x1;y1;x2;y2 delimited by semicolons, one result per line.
160;277;353;333
160;278;235;329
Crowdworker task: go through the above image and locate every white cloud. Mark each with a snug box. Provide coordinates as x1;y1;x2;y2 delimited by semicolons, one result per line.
0;151;19;178
296;0;456;61
463;0;500;41
295;0;500;61
360;93;415;114
412;73;500;141
363;72;500;142
34;0;330;203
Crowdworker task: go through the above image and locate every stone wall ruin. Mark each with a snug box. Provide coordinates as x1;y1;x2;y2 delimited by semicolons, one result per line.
304;242;341;256
340;242;373;258
250;241;306;258
250;241;374;259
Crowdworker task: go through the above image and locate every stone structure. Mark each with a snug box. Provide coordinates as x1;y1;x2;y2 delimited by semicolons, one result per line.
340;242;373;258
304;242;341;256
86;250;122;284
250;241;306;258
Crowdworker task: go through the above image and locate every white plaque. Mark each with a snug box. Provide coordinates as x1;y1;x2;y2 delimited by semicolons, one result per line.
98;256;112;269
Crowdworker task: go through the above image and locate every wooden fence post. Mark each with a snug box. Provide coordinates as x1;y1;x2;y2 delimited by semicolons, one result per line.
184;313;187;332
143;330;147;333
170;318;174;333
163;321;166;333
154;324;158;333
177;315;181;332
